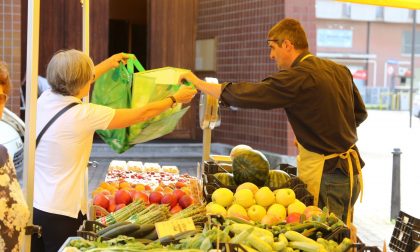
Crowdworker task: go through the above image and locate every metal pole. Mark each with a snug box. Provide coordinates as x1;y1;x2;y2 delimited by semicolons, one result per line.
391;148;401;220
23;0;40;250
81;0;90;223
409;10;416;128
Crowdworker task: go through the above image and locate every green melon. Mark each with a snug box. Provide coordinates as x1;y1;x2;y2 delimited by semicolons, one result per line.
230;144;253;159
232;149;270;187
213;173;236;186
266;170;291;188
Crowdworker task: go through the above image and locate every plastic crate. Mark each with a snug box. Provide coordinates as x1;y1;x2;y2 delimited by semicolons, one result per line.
77;220;108;241
389;211;420;252
411;229;420;251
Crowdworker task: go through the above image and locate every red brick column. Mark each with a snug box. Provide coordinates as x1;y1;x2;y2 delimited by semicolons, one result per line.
0;0;21;115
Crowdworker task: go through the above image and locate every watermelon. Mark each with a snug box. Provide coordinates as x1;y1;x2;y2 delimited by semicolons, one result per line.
230;144;253;159
266;170;291;188
232;149;270;186
213;173;236;186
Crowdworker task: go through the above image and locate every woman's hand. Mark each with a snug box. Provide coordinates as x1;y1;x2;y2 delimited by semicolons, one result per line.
173;85;197;104
94;53;135;81
107;53;136;69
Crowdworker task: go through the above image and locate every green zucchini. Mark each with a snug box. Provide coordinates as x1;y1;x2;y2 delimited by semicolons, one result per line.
142;229;158;240
96;221;131;236
127;223;155;238
101;223;141;239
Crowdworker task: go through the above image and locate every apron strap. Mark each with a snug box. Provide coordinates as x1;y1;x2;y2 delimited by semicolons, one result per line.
325;145;364;227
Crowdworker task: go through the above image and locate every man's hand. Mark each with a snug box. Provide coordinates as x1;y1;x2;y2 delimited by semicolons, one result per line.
178;71;203;88
173;85;197;104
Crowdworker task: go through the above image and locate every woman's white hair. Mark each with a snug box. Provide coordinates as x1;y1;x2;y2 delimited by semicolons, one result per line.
46;49;94;96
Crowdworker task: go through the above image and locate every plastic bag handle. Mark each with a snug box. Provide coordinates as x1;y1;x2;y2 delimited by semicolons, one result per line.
126;58;145;73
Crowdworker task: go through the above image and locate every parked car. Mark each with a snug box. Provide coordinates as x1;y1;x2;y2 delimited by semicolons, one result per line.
0;108;24;179
414;91;420;118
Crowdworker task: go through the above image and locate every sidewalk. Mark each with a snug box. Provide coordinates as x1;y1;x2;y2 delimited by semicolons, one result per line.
353;110;420;248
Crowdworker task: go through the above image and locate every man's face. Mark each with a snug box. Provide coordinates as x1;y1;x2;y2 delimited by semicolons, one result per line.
268;39;292;70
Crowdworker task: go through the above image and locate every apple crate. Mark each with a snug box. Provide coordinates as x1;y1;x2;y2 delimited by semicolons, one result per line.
389;210;420;252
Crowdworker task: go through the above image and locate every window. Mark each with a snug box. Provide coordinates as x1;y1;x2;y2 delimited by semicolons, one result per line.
317;29;353;48
195;39;217;71
402;31;420;54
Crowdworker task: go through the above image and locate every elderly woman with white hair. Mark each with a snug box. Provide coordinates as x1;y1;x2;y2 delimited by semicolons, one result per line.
31;49;196;252
0;61;30;252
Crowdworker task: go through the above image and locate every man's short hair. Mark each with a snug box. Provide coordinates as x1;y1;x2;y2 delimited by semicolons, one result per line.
46;49;94;96
268;18;309;50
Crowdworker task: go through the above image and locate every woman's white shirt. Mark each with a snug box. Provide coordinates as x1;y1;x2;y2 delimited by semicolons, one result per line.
34;89;115;218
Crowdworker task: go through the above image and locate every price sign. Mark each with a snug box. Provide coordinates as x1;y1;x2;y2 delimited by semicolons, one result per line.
155;217;196;238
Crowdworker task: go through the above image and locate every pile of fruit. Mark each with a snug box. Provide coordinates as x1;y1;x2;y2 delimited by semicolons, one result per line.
206;182;312;225
92;180;197;215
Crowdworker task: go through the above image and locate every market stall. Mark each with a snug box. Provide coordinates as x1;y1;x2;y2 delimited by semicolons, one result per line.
22;0;420;251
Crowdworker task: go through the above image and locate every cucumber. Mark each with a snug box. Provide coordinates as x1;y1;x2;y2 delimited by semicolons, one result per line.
142;229;158;240
247;234;272;252
101;223;141;239
127;224;155;238
289;241;325;252
96;221;131;236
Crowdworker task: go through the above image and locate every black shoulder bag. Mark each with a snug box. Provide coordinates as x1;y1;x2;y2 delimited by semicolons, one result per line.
36;102;79;148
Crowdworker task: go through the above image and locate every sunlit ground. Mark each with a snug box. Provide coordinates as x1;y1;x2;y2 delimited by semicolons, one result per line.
354;109;420;248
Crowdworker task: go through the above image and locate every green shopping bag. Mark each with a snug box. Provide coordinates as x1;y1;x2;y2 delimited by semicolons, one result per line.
91;58;144;153
128;67;191;144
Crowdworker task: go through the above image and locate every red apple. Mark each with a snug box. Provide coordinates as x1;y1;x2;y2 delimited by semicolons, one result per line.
132;191;149;204
114;189;132;205
286;212;301;224
93;193;109;210
161;194;178;208
115;203;126;211
149;191;163;204
108;196;116;212
170;204;183;214
178;195;193;209
172;189;186;201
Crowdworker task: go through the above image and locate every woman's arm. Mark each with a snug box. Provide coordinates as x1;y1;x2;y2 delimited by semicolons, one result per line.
107;86;196;129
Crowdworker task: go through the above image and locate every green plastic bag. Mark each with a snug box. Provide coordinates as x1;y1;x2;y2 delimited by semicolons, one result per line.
91;59;144;153
128;67;191;144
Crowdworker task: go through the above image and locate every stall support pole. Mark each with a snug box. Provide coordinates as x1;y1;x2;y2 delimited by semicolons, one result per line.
81;0;90;220
23;0;40;250
202;128;211;175
391;148;401;221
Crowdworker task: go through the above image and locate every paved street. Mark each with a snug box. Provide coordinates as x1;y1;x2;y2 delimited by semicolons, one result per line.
354;110;420;248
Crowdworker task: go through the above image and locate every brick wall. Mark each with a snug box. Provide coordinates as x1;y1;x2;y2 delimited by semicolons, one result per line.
0;0;21;115
197;0;315;156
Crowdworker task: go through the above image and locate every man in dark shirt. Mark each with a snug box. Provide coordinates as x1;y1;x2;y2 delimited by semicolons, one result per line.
180;18;367;225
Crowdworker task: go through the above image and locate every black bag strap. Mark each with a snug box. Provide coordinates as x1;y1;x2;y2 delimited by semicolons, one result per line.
36;102;79;148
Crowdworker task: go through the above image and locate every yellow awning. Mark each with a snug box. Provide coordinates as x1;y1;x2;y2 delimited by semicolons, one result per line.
336;0;420;10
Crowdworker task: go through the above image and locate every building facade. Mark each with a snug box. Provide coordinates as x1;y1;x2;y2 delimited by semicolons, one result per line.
4;0;417;157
